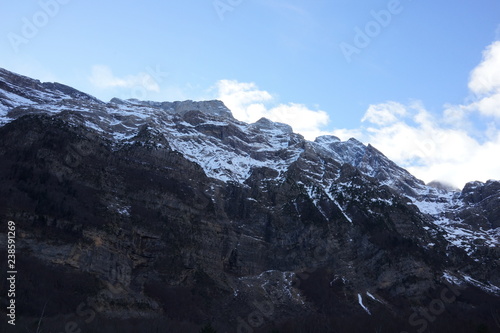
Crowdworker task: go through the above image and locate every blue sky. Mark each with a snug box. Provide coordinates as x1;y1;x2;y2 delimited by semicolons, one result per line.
1;0;500;187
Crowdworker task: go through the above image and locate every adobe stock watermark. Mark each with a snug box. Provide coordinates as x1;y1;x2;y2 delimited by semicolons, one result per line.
7;0;72;54
339;0;411;63
213;0;244;21
400;278;467;333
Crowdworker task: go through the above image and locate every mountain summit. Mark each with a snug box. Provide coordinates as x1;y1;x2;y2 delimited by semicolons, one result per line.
0;68;498;332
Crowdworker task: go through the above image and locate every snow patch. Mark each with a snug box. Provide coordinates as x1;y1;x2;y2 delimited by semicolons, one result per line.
358;294;371;315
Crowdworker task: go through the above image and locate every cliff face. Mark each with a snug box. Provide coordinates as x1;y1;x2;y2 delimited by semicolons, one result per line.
0;68;499;332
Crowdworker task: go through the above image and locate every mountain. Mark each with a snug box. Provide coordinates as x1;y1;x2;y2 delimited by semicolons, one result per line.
0;67;499;332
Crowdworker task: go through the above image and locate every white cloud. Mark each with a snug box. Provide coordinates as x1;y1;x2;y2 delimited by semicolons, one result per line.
346;100;499;189
442;103;469;127
326;40;500;189
331;128;364;141
468;93;500;118
214;79;329;140
466;41;500;118
358;103;497;188
214;80;272;121
89;65;160;92
265;103;329;139
361;101;407;125
469;41;500;95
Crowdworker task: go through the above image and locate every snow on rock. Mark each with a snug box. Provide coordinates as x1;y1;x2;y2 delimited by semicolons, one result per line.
366;291;383;304
462;275;500;295
410;183;499;257
239;270;304;305
358;294;371;315
442;270;500;296
442;271;464;285
165;115;303;183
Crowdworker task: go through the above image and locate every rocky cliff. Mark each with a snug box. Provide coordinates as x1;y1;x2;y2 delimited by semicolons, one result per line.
0;68;499;332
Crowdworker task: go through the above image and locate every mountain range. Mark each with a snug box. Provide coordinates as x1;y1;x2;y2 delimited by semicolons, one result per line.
0;67;499;332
